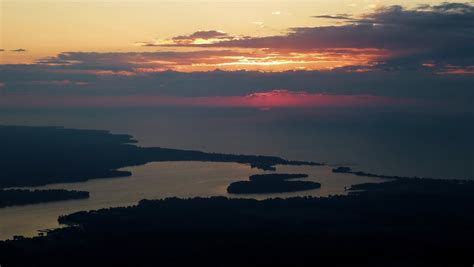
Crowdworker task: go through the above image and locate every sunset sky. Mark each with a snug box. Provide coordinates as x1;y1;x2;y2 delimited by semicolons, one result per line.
1;0;473;110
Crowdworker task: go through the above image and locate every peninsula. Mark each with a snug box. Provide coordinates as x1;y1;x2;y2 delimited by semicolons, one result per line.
0;125;322;188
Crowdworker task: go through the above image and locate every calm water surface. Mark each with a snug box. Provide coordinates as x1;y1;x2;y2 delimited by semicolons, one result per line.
1;108;472;240
1;108;472;179
0;162;383;240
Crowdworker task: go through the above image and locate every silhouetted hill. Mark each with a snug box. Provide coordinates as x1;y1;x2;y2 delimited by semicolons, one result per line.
0;189;89;208
0;125;321;188
1;178;473;266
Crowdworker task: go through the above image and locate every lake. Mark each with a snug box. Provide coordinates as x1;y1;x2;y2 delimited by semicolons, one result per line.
0;107;472;240
1;107;472;179
0;162;383;240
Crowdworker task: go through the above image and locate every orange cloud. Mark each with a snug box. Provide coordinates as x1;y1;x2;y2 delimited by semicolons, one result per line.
137;3;474;73
38;49;387;73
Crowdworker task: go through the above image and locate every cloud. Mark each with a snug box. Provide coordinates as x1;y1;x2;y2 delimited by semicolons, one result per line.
142;30;247;46
151;3;474;72
215;3;473;50
252;21;265;28
36;49;383;73
177;30;227;39
271;11;290;16
312;14;353;20
1;60;473;105
36;50;248;71
0;49;4;52
31;80;88;86
11;48;27;52
0;59;473;112
1;3;473;111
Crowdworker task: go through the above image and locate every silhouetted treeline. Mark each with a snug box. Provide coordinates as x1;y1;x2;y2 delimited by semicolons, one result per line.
1;178;473;266
349;177;474;194
0;189;89;208
332;166;352;173
0;126;321;188
228;173;320;194
227;180;321;194
249;173;309;182
332;166;463;180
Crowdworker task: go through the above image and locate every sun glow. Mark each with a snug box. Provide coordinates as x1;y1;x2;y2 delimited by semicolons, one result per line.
149;48;390;72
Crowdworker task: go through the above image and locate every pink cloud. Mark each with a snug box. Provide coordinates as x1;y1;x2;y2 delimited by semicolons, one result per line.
437;66;474;75
0;90;413;109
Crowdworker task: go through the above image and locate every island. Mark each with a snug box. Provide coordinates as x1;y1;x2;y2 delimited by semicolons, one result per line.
332;166;352;173
332;166;456;180
0;189;89;208
2;177;474;266
0;125;322;188
248;173;309;182
227;173;321;194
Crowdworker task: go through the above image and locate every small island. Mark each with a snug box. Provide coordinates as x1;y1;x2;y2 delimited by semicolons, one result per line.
0;189;89;208
332;166;352;173
249;173;309;182
227;173;321;194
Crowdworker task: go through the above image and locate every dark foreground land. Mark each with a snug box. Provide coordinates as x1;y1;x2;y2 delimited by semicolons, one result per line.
0;125;320;188
227;173;321;194
0;189;89;208
1;178;474;267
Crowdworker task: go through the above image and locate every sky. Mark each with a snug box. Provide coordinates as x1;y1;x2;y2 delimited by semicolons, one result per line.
0;0;473;110
0;0;455;63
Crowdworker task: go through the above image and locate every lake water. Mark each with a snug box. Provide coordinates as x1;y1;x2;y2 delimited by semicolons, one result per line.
0;162;383;240
0;107;473;240
1;107;473;179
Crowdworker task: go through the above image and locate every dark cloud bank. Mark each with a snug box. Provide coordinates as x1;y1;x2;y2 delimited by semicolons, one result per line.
148;3;474;71
1;63;473;109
